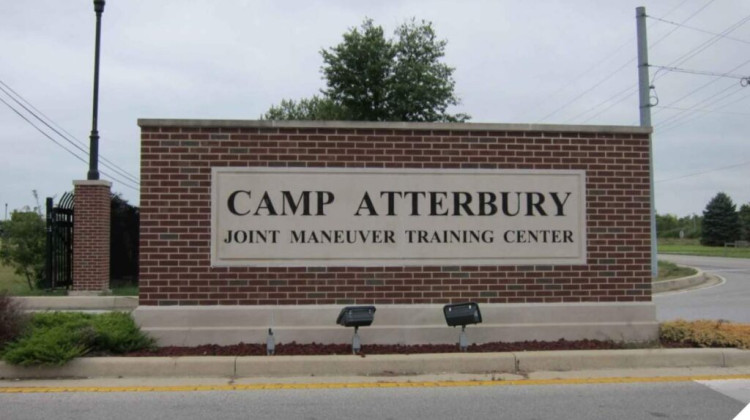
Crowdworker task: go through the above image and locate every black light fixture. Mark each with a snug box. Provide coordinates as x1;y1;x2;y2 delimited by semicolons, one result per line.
88;0;106;180
336;306;376;354
443;302;482;352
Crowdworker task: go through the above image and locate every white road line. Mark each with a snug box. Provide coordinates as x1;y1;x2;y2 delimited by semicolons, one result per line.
695;379;750;405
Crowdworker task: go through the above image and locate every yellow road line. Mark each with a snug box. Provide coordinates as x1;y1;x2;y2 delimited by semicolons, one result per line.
2;374;750;394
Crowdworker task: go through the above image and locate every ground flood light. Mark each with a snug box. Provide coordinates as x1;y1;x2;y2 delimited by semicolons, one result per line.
266;328;275;355
336;306;376;354
443;302;482;351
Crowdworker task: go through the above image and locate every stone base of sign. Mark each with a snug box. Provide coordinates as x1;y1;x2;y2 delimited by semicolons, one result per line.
132;302;658;347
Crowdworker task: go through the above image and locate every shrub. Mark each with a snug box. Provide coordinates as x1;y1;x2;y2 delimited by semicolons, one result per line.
1;311;153;366
2;324;92;366
660;320;750;349
91;312;154;354
0;291;28;349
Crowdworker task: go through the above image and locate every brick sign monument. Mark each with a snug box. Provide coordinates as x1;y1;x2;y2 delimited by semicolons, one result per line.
133;119;657;346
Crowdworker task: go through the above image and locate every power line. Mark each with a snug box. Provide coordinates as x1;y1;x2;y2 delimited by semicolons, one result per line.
515;37;631;122
656;83;736;128
656;160;750;183
659;0;693;21
648;0;717;50
653;14;750;83
657;86;747;132
0;80;140;185
536;59;634;123
650;65;749;81
536;0;717;124
0;96;88;165
563;84;637;124
0;95;139;192
646;15;750;46
580;86;639;124
0;79;140;185
653;56;750;120
655;104;750;117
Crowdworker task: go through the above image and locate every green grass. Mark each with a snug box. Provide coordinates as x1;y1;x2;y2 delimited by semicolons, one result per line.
111;285;138;296
658;238;750;259
656;260;697;282
0;262;138;296
0;263;36;295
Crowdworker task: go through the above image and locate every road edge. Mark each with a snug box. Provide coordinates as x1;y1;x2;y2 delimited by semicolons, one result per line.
1;348;748;380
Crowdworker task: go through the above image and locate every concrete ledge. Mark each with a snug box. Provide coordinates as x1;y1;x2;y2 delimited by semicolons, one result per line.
515;348;727;372
16;296;138;312
724;349;750;367
235;353;517;377
137;118;652;135
0;357;235;379
1;349;747;380
133;303;658;346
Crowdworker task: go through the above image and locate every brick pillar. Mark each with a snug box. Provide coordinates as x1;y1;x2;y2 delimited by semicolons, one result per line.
72;180;111;294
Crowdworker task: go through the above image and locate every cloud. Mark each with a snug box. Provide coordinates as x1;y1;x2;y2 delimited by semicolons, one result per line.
1;0;748;215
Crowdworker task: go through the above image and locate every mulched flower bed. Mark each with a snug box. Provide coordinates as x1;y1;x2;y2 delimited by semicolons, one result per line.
123;339;638;357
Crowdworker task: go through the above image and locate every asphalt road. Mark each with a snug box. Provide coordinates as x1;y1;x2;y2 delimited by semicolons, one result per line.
656;255;750;322
1;378;748;420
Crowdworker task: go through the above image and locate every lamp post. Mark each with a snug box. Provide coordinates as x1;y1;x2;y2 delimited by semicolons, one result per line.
88;0;105;180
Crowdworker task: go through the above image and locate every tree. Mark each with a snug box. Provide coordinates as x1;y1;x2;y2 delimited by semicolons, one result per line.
701;192;741;246
655;213;702;239
656;213;679;238
320;19;394;121
739;203;750;242
263;96;348;121
264;18;469;122
0;210;45;290
388;20;467;122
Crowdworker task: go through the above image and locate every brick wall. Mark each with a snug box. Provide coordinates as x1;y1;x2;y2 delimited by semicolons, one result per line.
73;180;111;291
138;120;653;306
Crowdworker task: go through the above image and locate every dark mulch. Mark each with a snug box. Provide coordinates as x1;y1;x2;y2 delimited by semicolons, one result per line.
122;338;645;357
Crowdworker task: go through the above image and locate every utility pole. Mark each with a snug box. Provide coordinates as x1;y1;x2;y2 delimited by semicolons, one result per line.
636;6;658;278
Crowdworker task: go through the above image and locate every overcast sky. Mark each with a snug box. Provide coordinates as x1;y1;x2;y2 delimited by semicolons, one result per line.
1;0;748;218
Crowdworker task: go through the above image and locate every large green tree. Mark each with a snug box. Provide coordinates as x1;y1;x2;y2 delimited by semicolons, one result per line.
700;192;741;246
0;210;45;290
264;19;469;122
739;203;750;242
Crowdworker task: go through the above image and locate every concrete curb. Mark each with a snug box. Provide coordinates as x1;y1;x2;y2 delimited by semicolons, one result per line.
1;349;748;380
652;268;713;294
16;296;137;312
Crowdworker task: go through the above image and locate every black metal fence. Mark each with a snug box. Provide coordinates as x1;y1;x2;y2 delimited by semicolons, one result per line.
110;195;139;285
44;193;74;289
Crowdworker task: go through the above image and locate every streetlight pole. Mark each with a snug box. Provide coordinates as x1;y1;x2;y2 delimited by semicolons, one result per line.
88;0;105;181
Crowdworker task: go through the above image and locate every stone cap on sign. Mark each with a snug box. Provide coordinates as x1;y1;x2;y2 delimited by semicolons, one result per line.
73;180;113;188
137;119;653;135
